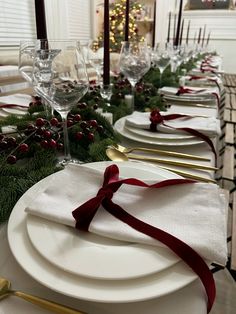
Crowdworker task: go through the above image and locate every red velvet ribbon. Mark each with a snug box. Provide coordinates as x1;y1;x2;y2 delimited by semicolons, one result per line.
176;86;206;96
200;63;217;75
149;109;217;159
0;104;27;109
72;164;216;313
176;86;220;109
189;75;220;91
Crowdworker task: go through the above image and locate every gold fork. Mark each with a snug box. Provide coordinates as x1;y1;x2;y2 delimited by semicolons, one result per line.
115;144;211;161
0;276;86;314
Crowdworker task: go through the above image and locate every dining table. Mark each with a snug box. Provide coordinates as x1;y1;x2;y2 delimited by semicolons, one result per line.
0;58;228;314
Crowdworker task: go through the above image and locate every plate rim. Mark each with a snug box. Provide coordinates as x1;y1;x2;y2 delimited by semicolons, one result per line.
7;161;197;303
114;117;204;146
25;161;181;281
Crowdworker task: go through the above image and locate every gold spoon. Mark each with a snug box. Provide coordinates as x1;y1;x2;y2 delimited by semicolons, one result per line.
106;148;216;183
0;277;86;314
106;147;217;171
114;144;211;161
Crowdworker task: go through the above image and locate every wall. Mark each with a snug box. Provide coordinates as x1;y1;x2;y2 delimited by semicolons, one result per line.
155;0;236;73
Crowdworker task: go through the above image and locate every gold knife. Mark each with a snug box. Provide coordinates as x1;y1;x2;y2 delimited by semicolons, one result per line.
127;153;217;171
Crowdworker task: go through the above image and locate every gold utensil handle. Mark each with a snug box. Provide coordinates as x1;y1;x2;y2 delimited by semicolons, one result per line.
14;291;86;314
128;153;217;171
130;147;210;161
157;165;216;183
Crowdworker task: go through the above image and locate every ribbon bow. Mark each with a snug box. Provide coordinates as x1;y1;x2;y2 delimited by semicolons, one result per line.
176;86;207;96
189;75;221;91
176;86;220;108
72;164;215;313
149;109;217;159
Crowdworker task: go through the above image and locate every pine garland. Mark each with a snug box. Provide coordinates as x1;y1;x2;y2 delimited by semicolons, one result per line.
0;57;200;223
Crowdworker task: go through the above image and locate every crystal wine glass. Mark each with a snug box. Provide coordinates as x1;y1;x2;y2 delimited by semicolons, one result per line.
33;40;89;165
153;47;170;87
18;40;36;82
119;41;151;111
19;40;53;116
100;83;113;109
87;40;104;84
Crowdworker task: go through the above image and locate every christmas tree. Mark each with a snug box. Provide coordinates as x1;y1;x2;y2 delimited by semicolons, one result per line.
97;0;145;52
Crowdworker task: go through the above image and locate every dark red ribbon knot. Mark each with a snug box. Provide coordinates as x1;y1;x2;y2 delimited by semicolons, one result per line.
176;86;220;108
149;109;217;160
0;104;27;109
72;164;216;313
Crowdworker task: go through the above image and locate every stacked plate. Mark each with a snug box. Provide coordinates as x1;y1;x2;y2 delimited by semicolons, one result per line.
160;86;219;106
114;116;204;147
7;161;197;303
0;94;30;118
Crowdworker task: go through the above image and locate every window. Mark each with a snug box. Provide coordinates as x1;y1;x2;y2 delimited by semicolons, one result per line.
66;0;91;41
0;0;37;47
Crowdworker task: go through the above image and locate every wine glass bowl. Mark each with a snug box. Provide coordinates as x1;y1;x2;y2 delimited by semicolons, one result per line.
152;48;170;87
100;83;113;108
87;40;104;83
119;41;151;110
33;40;89;165
18;41;35;83
119;42;150;88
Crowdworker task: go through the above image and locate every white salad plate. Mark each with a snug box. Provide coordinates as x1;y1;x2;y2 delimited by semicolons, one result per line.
114;117;203;146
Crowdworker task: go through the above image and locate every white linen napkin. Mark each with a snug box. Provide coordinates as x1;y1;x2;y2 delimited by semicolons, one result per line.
0;93;31;107
125;111;221;137
25;164;228;265
160;86;220;98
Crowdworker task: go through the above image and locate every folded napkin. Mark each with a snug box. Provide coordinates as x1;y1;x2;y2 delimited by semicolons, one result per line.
0;93;31;107
25;164;227;265
160;86;220;98
125;111;221;137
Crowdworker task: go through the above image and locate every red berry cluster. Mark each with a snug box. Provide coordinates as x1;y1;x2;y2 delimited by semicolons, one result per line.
1;105;105;164
75;118;104;142
0;133;29;164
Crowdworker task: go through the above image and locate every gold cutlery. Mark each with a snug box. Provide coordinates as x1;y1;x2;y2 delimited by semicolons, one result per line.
114;144;211;161
106;147;217;171
0;277;86;314
106;148;216;183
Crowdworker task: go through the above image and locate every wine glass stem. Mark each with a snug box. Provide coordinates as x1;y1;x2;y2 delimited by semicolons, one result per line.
60;112;71;163
130;83;136;112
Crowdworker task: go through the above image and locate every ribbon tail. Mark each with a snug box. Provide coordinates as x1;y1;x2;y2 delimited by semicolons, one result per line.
72;196;103;231
103;199;215;313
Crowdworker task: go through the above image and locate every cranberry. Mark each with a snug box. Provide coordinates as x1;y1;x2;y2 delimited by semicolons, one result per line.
87;132;94;141
75;132;84;140
7;155;17;164
40;140;49;149
89;120;98;128
19;143;29;152
50;117;59;127
67;119;74;127
73;114;81;122
35;118;45;127
43;130;52;139
49;139;57;148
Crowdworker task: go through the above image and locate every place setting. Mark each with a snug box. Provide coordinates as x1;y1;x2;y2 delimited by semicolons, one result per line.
1;0;235;313
7;159;228;310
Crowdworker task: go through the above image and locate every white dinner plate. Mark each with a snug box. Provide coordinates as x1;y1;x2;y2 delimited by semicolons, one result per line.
114;117;203;146
125;125;194;140
163;94;216;104
8;161;197;303
26;161;181;280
